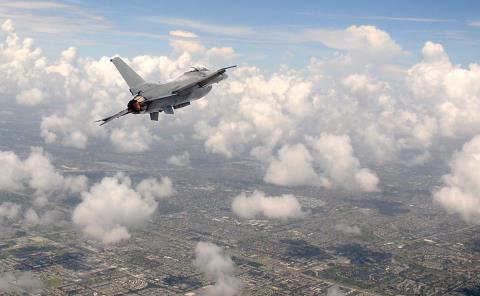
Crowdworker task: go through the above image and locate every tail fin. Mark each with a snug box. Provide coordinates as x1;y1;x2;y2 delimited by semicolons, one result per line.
110;57;146;93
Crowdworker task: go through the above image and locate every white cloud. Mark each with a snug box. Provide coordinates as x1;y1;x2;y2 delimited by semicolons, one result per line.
434;135;480;223
232;191;304;219
110;125;154;153
23;208;62;227
40;115;90;149
194;242;242;296
0;147;87;229
0;20;194;152
169;30;198;38
167;151;191;166
407;41;480;138
264;144;321;187
0;19;417;170
72;173;174;244
15;87;44;105
302;25;405;58
4;18;480;198
263;135;379;192
1;19;14;32
198;120;255;158
0;151;26;191
136;177;176;200
0;271;43;294
0;203;65;230
0;147;87;195
205;47;238;63
307;134;379;192
170;39;205;53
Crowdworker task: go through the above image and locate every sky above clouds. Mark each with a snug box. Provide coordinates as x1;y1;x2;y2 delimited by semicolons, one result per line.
1;0;480;68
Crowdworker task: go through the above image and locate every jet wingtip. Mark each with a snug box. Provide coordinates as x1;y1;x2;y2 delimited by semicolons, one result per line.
94;119;107;126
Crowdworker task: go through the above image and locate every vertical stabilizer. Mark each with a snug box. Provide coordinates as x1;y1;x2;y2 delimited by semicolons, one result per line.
110;57;146;91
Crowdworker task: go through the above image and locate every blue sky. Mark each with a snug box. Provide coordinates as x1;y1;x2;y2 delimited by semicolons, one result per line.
2;0;480;69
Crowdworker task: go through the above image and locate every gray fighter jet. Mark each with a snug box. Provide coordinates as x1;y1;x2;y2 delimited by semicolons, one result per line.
96;57;236;125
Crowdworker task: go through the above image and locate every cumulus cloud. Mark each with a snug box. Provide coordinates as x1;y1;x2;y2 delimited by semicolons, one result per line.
0;147;87;195
264;144;321;186
23;208;63;227
136;176;176;199
0;19;198;152
194;242;242;296
0;147;87;229
4;18;480;197
232;190;304;219
0;203;64;230
167;151;191;166
263;135;378;192
0;151;25;191
307;134;379;192
434;136;480;223
334;223;361;235
72;173;175;244
300;25;405;62
0;272;43;294
15;87;44;105
407;41;480;138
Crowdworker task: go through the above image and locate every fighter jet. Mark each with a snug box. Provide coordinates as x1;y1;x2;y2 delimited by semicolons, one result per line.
96;57;236;125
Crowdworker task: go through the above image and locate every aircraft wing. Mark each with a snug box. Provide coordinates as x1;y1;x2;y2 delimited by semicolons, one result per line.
95;109;130;126
172;65;237;94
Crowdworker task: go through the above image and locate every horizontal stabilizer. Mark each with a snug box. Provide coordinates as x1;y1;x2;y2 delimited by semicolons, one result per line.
95;109;130;126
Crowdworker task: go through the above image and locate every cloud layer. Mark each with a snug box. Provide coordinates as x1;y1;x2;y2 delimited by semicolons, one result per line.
2;18;480;196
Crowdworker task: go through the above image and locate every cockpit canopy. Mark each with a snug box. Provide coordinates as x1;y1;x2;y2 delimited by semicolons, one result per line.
185;66;209;74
